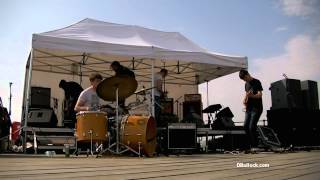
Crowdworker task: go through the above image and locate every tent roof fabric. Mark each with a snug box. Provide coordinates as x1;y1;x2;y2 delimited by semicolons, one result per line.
31;18;247;85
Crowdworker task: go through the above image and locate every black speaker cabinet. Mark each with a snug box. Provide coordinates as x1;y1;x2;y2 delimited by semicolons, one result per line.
267;109;320;146
31;87;51;108
168;123;197;149
183;101;202;119
270;79;302;109
301;80;319;110
28;109;57;127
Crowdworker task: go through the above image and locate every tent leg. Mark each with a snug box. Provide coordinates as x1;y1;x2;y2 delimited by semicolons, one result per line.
23;49;33;153
151;60;155;117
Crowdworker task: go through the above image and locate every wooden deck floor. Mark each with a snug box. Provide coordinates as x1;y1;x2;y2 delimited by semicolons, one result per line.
0;151;320;180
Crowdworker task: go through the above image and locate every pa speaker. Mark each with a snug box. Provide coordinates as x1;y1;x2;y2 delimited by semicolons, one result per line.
31;87;51;108
28;109;57;127
301;80;319;110
270;79;302;110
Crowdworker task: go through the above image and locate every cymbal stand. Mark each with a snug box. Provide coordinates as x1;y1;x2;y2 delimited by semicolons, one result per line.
89;130;94;156
99;87;140;157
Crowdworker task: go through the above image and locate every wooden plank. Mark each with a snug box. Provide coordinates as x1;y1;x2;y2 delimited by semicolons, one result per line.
0;151;319;180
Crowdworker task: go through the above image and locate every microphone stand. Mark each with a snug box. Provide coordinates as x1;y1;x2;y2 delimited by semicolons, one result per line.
9;82;13;116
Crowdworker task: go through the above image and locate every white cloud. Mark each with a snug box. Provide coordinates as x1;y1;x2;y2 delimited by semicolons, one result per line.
253;34;320;80
275;26;288;32
279;0;319;16
200;34;320;125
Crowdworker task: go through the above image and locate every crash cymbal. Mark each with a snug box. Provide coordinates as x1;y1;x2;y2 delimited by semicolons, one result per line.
96;76;138;101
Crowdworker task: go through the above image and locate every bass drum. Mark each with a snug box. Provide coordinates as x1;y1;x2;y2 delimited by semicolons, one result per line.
120;115;157;157
76;111;108;142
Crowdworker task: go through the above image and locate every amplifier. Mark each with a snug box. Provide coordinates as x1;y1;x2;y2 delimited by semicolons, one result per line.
160;98;174;114
184;94;201;102
168;123;197;149
31;87;51;108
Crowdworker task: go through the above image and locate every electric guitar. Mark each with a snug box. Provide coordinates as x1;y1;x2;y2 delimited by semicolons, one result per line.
243;89;253;111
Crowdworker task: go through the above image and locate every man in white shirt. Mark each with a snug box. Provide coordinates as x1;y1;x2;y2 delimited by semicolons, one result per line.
74;73;103;112
154;69;168;122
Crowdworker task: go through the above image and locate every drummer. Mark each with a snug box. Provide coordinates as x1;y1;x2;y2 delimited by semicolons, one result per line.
74;73;103;112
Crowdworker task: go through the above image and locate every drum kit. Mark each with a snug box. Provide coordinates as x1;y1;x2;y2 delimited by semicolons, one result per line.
75;76;157;157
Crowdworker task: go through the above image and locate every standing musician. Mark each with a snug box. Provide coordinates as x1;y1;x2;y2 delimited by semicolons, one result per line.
74;73;103;112
110;61;135;108
0;97;11;152
154;68;168;122
239;69;263;152
110;61;135;78
59;80;83;127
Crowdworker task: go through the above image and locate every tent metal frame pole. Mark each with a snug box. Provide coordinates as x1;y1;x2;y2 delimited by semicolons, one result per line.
206;80;209;107
23;48;33;153
206;80;210;125
151;59;155;117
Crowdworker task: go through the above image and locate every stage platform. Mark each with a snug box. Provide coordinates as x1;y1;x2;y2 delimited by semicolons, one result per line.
0;151;319;179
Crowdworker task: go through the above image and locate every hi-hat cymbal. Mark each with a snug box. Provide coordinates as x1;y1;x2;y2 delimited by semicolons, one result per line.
96;76;138;101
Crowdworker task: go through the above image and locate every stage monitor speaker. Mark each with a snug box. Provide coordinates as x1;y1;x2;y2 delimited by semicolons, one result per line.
216;107;234;118
301;80;319;110
270;79;302;109
160;98;174;114
212;107;235;129
28;109;57;127
31;87;51;108
168;123;197;149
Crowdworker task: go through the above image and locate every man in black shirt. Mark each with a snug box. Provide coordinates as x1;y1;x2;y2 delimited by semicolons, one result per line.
110;61;135;78
239;69;263;152
110;61;136;108
0;98;11;152
59;80;83;127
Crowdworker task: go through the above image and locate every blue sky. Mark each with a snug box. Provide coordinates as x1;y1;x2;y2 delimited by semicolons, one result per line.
1;0;319;122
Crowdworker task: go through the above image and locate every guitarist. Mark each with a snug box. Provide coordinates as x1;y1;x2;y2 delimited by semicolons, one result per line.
239;69;263;152
154;69;168;123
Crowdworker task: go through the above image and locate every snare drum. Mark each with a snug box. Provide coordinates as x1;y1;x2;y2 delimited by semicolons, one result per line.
120;115;157;157
76;111;108;142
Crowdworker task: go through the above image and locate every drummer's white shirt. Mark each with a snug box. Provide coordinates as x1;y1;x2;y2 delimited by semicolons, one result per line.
78;86;100;110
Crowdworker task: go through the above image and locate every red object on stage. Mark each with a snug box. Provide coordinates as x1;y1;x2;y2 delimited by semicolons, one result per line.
11;121;21;143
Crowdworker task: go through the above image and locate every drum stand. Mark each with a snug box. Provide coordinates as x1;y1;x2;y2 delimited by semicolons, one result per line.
99;87;141;157
74;130;101;157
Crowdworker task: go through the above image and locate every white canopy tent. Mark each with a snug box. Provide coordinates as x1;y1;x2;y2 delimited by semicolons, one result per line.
23;18;247;130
